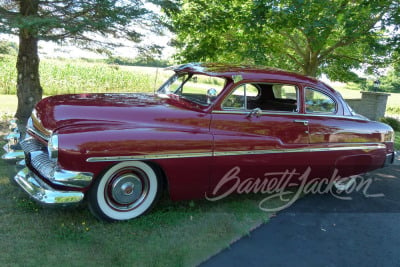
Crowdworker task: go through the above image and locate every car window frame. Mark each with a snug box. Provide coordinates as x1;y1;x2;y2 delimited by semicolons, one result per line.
304;87;338;114
158;72;227;107
221;83;261;110
221;82;300;114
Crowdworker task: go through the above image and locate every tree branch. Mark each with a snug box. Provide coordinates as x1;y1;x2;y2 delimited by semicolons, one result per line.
319;10;388;61
0;6;18;18
330;53;365;63
281;30;307;60
284;52;303;68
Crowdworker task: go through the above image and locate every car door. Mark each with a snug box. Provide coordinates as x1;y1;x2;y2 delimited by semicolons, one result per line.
301;86;386;177
208;82;311;197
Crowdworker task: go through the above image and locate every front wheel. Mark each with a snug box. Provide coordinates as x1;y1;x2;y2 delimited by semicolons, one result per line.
88;161;161;222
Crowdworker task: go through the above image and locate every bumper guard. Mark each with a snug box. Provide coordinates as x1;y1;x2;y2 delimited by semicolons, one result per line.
2;125;24;161
14;168;84;205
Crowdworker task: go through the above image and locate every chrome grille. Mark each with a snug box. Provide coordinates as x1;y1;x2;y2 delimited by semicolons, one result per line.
31;152;56;179
20;134;56;181
20;137;45;153
16;117;94;188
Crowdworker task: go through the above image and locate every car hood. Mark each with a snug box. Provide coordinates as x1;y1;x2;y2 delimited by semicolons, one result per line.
33;93;207;132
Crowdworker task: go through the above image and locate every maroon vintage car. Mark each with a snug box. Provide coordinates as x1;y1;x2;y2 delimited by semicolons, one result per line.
3;63;396;221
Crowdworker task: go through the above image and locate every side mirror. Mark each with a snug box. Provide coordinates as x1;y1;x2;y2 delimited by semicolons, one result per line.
207;88;217;97
207;88;218;104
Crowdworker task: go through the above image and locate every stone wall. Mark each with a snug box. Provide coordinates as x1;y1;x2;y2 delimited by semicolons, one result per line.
345;91;390;121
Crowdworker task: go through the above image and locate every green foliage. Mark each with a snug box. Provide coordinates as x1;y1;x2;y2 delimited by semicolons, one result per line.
0;55;16;94
0;41;17;55
395;132;400;151
387;107;400;115
334;68;400;93
379;68;400;93
167;0;399;78
379;117;400;132
0;1;155;46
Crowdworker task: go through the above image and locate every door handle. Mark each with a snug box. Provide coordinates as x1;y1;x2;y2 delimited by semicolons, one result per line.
247;108;262;118
293;119;309;126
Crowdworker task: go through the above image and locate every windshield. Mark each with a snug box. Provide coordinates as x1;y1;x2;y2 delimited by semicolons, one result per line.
157;73;226;106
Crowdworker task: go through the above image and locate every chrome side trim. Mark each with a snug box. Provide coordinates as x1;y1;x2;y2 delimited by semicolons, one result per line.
87;152;213;162
86;143;385;162
307;144;386;152
14;168;84;205
214;144;385;157
211;110;370;121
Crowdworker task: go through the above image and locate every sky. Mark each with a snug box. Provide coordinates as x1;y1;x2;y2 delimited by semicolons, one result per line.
0;32;174;60
0;1;175;60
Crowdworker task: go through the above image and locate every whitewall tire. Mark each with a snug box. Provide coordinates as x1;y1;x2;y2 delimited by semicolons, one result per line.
88;161;161;222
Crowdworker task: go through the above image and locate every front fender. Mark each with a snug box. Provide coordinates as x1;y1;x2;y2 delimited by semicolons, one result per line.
56;124;214;198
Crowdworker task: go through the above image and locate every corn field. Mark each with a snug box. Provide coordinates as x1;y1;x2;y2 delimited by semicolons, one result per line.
0;55;172;95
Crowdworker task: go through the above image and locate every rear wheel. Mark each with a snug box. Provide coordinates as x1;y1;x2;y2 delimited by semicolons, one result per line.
88;161;161;222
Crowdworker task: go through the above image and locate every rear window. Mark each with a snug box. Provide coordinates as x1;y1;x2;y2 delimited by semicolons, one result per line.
305;88;336;113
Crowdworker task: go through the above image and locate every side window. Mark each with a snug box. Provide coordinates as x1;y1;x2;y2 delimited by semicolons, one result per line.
223;83;298;112
272;85;297;101
266;84;298;112
305;88;336;113
222;84;260;110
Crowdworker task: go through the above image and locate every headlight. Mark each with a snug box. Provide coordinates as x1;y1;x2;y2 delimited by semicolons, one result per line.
48;133;59;162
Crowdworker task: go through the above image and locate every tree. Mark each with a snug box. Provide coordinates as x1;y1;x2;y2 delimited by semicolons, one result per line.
0;40;17;54
0;0;161;131
167;0;399;80
136;44;164;65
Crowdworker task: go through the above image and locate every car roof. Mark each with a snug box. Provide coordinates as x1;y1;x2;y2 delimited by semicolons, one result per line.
170;62;337;94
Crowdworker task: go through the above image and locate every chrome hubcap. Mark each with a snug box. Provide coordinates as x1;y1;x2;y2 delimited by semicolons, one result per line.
111;174;143;205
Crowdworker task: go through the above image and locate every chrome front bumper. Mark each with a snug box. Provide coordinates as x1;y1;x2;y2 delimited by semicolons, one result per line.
2;121;24;161
14;167;84;205
2;119;93;205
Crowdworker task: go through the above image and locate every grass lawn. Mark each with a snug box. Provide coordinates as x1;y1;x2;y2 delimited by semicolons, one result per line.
395;132;400;151
0;146;288;266
0;94;17;118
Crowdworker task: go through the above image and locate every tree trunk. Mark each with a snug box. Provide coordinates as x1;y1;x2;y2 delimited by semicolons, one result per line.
15;0;43;136
302;54;319;77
